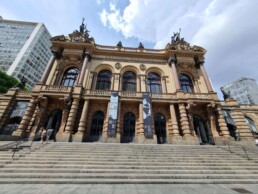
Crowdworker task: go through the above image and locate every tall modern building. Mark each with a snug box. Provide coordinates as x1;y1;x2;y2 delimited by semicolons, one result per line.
221;77;258;105
0;18;52;89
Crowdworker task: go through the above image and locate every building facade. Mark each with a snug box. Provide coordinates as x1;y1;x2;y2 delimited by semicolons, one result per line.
0;25;257;144
0;18;52;89
221;77;258;105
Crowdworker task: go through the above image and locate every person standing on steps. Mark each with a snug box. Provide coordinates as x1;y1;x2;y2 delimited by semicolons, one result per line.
40;127;47;143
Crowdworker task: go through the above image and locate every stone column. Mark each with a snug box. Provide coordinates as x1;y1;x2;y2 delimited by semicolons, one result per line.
207;105;219;138
40;54;56;84
111;74;115;90
138;102;145;143
162;77;167;93
199;61;213;92
62;98;79;141
116;101;121;140
103;101;110;139
91;72;98;90
179;103;191;137
216;106;230;137
73;100;89;142
13;97;37;138
169;57;180;91
194;78;201;93
169;103;181;143
137;76;141;92
50;70;59;85
86;72;94;89
78;53;91;85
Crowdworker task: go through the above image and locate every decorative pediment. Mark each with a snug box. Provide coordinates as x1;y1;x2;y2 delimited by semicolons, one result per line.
192;45;207;53
50;35;67;42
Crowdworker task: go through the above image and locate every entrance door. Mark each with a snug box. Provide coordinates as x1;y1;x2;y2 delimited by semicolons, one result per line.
45;109;62;140
121;112;135;143
193;115;213;144
154;113;166;144
89;111;104;142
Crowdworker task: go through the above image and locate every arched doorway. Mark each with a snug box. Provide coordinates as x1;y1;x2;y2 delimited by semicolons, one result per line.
45;109;62;140
121;112;135;143
193;115;214;144
154;113;166;144
89;111;104;142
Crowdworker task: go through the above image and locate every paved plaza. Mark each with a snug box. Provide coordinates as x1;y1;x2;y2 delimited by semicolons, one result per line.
1;184;258;194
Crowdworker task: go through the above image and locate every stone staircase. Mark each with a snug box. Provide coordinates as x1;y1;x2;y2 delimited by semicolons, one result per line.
0;142;258;184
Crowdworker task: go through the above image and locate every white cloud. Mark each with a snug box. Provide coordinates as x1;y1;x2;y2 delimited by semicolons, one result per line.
97;0;105;5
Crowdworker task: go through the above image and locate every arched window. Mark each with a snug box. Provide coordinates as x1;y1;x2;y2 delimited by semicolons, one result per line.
122;71;136;91
179;73;193;93
61;67;78;86
245;117;258;133
122;112;135;143
96;70;112;90
90;111;105;136
147;73;162;93
154;113;166;144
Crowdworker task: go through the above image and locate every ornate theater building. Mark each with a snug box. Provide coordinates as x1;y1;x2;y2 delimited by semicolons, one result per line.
0;24;257;144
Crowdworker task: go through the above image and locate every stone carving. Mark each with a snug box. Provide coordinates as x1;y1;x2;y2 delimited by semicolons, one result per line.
140;64;146;71
15;76;27;90
220;87;231;100
115;62;122;70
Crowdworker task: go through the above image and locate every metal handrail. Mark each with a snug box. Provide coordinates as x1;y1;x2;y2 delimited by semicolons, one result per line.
215;138;258;160
0;134;40;159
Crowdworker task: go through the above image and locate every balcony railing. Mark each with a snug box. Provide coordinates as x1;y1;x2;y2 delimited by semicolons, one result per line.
43;85;71;92
151;93;176;100
84;89;112;96
119;91;142;98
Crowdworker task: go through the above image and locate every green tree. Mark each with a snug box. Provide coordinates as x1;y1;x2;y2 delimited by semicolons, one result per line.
0;70;19;93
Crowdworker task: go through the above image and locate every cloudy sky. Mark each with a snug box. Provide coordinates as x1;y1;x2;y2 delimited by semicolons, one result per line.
1;0;258;99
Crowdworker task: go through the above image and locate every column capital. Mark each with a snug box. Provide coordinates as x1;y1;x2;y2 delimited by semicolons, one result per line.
195;59;205;68
51;46;63;58
83;52;91;61
169;55;177;65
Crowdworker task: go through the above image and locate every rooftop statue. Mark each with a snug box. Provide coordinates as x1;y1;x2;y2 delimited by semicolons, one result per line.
138;42;144;49
171;28;184;43
117;41;123;47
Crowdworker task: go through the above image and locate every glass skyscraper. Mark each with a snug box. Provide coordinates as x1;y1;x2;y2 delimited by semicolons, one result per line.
221;77;258;105
0;18;52;89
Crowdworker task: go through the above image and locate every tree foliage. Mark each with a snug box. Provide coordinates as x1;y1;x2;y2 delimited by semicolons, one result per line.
0;70;19;93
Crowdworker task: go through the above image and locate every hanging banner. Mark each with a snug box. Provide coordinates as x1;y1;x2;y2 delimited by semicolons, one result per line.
143;93;153;138
107;91;119;137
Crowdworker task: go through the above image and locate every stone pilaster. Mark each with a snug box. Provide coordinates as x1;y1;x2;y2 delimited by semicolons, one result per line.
231;110;253;140
73;100;89;142
40;54;56;84
12;98;37;138
137;102;145;143
216;106;230;138
169;103;182;143
61;98;79;141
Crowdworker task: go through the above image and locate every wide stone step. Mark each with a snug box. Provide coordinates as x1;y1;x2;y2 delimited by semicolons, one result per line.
0;178;258;184
4;162;256;168
5;163;258;169
0;173;258;179
0;169;257;174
